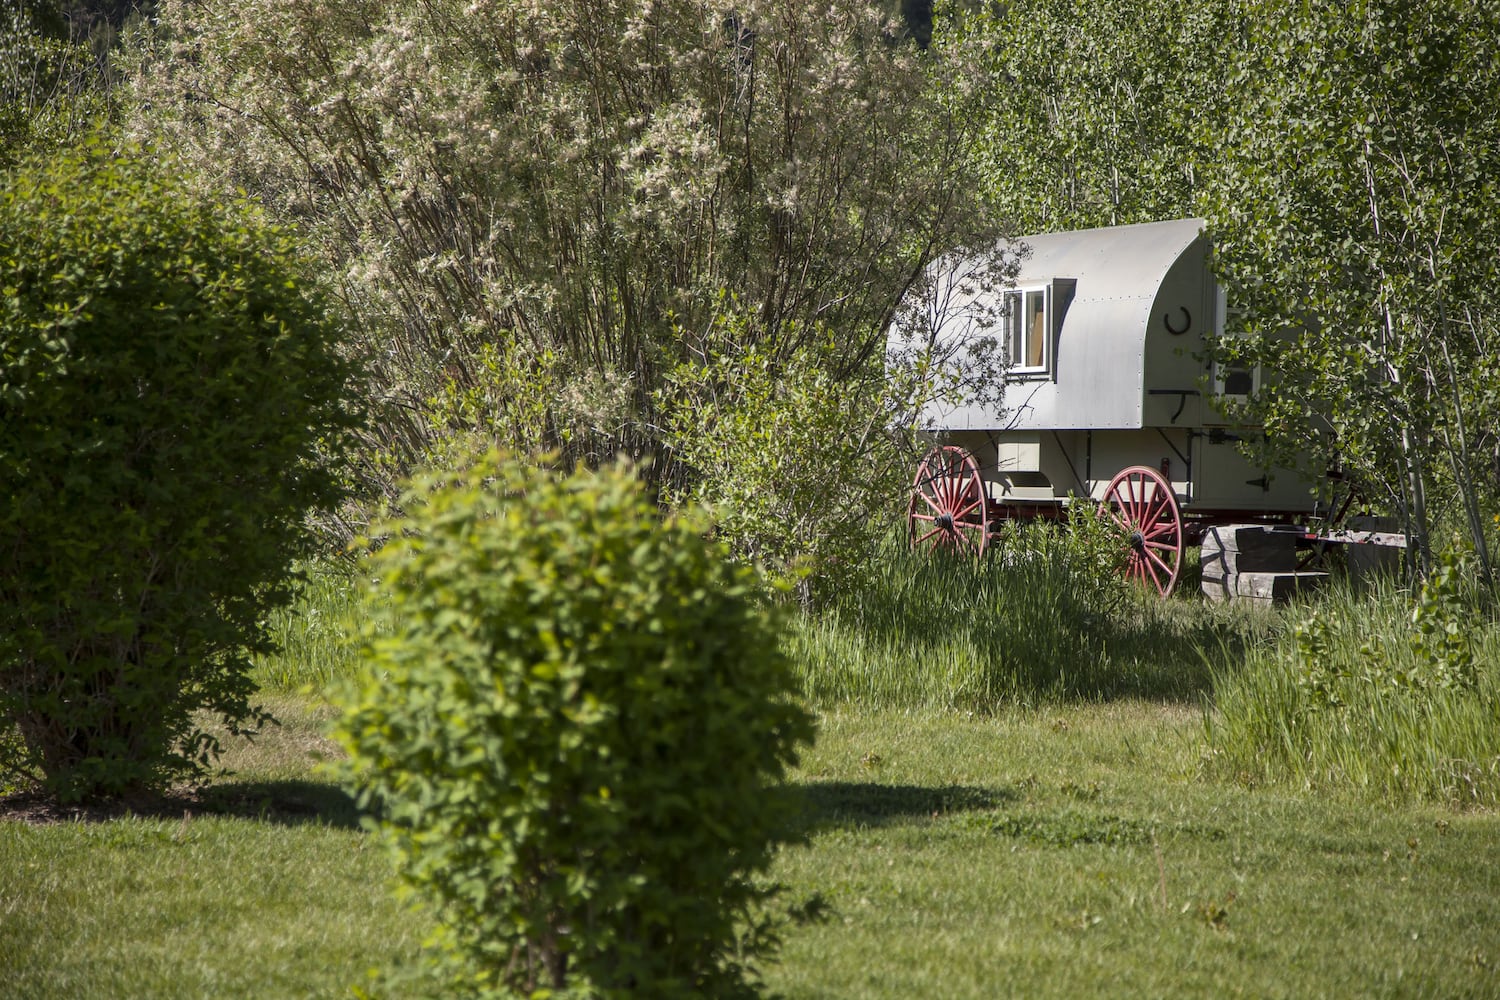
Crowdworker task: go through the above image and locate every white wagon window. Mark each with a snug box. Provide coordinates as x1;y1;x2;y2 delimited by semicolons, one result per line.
1005;286;1050;376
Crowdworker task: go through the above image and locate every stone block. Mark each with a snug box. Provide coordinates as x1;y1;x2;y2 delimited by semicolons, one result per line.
1346;516;1403;583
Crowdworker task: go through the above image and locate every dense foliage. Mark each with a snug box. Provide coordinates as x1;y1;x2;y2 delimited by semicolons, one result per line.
132;0;1004;509
0;1;114;166
958;0;1213;233
335;451;816;998
0;142;360;801
660;321;949;602
1203;0;1500;577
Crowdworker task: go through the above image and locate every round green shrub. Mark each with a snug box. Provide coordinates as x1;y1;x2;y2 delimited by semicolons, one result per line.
335;450;817;999
0;140;361;801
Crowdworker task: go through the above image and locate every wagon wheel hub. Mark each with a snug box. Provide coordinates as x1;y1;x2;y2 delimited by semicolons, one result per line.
1130;530;1145;550
937;513;955;530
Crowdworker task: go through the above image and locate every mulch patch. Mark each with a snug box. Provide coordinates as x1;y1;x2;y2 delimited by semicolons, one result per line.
0;787;209;826
0;779;359;828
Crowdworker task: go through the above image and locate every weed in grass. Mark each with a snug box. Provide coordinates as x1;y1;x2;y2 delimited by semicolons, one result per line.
991;811;1157;847
1193;892;1235;931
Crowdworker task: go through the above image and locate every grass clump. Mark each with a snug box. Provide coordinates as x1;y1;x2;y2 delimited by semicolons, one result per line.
250;560;369;693
790;519;1250;712
1207;547;1500;806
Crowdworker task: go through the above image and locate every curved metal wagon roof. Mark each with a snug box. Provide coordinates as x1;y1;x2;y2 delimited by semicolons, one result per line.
917;217;1210;432
1012;216;1205;297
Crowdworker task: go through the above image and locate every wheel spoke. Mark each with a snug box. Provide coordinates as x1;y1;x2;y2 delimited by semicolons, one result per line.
1103;505;1131;535
1144;545;1175;577
939;476;957;513
1124;480;1143;525
1140;479;1161;525
949;476;968;513
1140;492;1167;529
1141;560;1168;595
916;526;943;545
1142;520;1177;542
918;489;944;516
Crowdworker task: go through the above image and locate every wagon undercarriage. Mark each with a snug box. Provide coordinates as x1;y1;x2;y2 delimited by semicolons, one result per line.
906;440;1393;599
908;444;1190;596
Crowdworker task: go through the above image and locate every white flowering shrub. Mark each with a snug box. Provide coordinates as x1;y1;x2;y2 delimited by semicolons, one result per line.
130;0;1008;500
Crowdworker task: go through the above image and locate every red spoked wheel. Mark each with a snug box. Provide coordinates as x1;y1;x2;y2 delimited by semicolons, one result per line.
1098;465;1183;597
908;445;990;556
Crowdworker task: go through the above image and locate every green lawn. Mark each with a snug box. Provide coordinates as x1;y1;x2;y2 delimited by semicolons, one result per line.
4;697;1497;998
769;703;1500;999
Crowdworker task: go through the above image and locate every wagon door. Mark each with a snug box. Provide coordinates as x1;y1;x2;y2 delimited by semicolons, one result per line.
1191;432;1314;513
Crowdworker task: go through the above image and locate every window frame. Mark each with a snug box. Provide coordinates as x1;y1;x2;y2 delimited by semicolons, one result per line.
1003;284;1052;379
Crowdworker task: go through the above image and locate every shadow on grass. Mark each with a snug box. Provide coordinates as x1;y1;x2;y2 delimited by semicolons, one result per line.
0;777;362;829
1082;608;1253;702
791;780;1017;833
197;778;362;830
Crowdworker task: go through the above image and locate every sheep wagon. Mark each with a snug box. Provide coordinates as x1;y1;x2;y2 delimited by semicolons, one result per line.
902;217;1345;598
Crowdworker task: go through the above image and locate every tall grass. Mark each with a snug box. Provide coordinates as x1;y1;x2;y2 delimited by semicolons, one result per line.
255;527;1500;808
789;524;1252;712
251;560;370;692
1206;563;1500;807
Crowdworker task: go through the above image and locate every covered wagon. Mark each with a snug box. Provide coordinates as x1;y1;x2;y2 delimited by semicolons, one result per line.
900;217;1328;596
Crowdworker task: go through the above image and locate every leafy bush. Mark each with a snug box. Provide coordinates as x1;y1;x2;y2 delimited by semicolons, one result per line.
660;327;925;602
1208;548;1500;805
334;450;817;999
0;141;361;801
